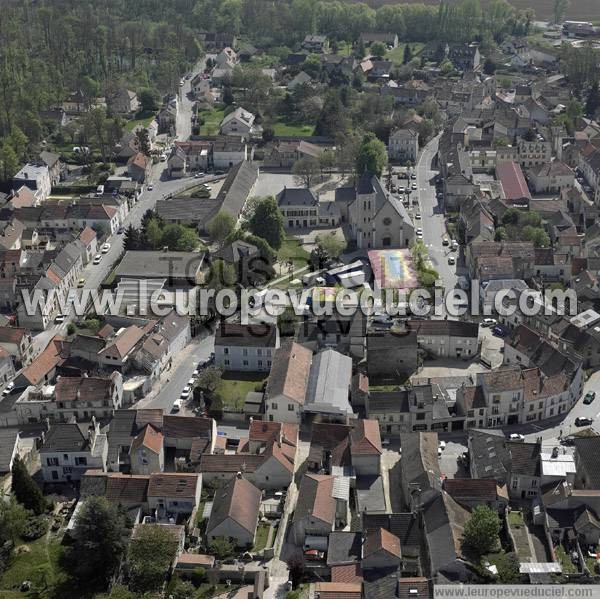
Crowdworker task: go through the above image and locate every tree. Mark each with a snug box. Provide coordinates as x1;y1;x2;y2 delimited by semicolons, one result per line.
161;224;200;251
209;536;235;560
483;58;497;75
66;496;127;588
522;226;550;248
497;552;521;583
247;196;285;250
586;81;600;118
315;90;348;138
206;259;237;292
138;89;158;113
11;456;45;515
356;132;387;177
462;505;500;556
0;498;29;545
143;218;162;250
370;41;386;59
0;142;18;183
135;128;151;155
123;224;141;251
208;211;236;246
127;525;179;594
292;156;320;187
316;233;346;259
494;227;508;241
403;44;413;64
554;0;569;24
196;366;224;397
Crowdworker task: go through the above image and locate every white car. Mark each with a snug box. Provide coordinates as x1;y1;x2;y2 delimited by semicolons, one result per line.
448;256;456;265
2;382;14;396
414;212;421;219
93;254;102;265
482;318;497;327
101;243;111;254
193;369;199;377
172;399;182;412
54;314;67;324
411;183;417;190
180;386;191;400
415;228;423;238
188;378;196;387
439;441;446;451
509;433;525;442
147;184;154;191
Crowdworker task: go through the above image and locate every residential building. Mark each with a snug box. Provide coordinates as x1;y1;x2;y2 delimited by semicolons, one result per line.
12;163;52;202
496;161;531;206
214;322;279;371
408;319;479;359
0;326;33;366
302;35;328;53
388;128;419;163
528;161;575;194
129;424;164;475
147;473;202;518
220;107;256;137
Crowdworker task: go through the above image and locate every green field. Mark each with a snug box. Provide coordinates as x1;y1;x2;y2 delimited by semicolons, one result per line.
125;115;155;132
277;236;310;269
218;372;267;410
199;108;226;135
386;42;425;65
272;120;314;137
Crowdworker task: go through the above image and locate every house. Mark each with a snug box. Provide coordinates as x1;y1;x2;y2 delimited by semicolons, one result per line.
496;161;531;206
277;188;319;229
0;349;15;393
359;33;399;48
41;420;108;483
400;432;441;510
507;441;541;499
361;527;402;570
129;424;164;475
443;478;508;512
220;107;256;137
344;171;414;249
349;419;382;476
409;319;479;359
528;161;574;194
78;226;98;264
39;151;62;186
264;340;312;423
288;71;313;91
366;328;418;384
206;475;261;547
263;139;323;169
108;89;139;115
114;251;207;286
574;437;600;490
201;32;237;51
388;128;419;164
157;98;177;135
0;326;32;366
14;335;66;388
127;153;151;183
147;473;202;518
215;160;259;221
292;473;340;545
214;322;279;372
302;35;328;53
12;163;52;202
215;47;238;68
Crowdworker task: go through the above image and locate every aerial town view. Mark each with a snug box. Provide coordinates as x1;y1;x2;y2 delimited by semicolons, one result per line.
3;1;600;598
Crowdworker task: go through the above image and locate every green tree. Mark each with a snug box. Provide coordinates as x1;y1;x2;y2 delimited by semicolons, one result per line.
292;156;320;188
209;536;235;560
124;224;141;251
208;211;236;246
403;44;413;64
0;143;18;182
127;525;179;594
501;208;521;226
497;552;521;583
196;366;224;397
161;224;200;251
66;496;127;589
462;505;500;556
143;218;162;250
11;456;45;515
9;126;28;161
553;0;569;24
522;226;550;248
315;90;348;138
0;498;29;544
494;226;508;241
356;132;388;177
586;81;600;118
247;196;285;250
138;89;158;113
370;41;386;59
316;233;346;259
206;259;237;292
135;128;151;155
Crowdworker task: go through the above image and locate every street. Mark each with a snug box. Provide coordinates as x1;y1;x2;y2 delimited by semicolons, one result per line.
176;55;213;142
416;135;458;294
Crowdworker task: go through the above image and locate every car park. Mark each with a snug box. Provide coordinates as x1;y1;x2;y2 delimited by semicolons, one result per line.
584;391;596;404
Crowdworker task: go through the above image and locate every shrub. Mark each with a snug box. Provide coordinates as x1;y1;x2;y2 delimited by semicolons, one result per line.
21;515;48;541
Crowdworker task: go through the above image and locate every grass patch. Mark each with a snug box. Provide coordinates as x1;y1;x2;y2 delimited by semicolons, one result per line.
198;108;226;135
272;120;314;137
277;236;310;269
386;43;425;66
196;582;240;598
555;544;578;574
507;511;532;559
218;372;267;411
253;522;271;552
585;555;598;574
0;536;67;593
125;115;155;132
508;511;524;528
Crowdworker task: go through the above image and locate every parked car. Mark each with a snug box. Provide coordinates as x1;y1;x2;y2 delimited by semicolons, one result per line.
584;391;596;405
415;228;423;238
54;314;67;324
509;433;525;442
101;243;111;254
180;387;191;400
77;278;86;288
438;441;446;451
2;382;14;396
561;435;576;446
575;417;593;427
493;324;508;337
172;399;182;413
482;318;497;327
415;212;421;219
442;238;449;246
93;254;102;265
447;256;455;265
147;184;154;191
304;549;325;561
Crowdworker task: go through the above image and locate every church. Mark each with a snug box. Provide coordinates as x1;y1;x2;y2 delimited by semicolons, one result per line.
336;171;415;250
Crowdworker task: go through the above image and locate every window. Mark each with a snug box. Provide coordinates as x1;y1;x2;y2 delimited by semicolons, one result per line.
383;217;392;226
75;457;87;466
243;360;249;366
224;359;230;365
288;404;295;411
51;471;58;480
271;402;278;410
63;467;72;474
63;454;69;461
243;349;248;356
258;360;263;367
224;348;229;355
257;349;262;356
47;457;58;466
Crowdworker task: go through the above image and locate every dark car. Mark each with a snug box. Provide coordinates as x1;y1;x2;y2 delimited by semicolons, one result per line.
584;391;596;405
575;417;594;427
561;436;576;446
493;324;508;337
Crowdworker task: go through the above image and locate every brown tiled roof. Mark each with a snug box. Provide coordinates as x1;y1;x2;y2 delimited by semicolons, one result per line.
189;437;210;462
207;476;261;536
54;375;113;403
311;422;351;450
481;367;523;392
147;473;199;498
263;440;296;473
294;474;335;526
128;152;150;169
331;564;363;584
198;454;263;473
79;226;97;245
363;527;401;559
267;340;312;405
21;335;66;385
313;582;362;599
131;424;163;455
176;553;215;567
398;578;430;599
135;409;164;430
97;324;114;339
106;473;150;504
443;478;498;501
162;415;213;439
249;420;298;446
99;325;145;360
350;419;382;456
0;326;26;344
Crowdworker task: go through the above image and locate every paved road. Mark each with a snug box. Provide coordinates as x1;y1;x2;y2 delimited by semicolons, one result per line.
416;135;457;294
176;55;213;142
135;332;215;412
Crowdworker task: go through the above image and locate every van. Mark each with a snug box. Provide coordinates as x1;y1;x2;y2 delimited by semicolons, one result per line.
96;185;104;196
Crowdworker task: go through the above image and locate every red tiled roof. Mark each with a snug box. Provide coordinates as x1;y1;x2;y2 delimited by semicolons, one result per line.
496;161;531;202
0;326;26;344
363;527;401;559
79;226;97;245
131;424;163;455
147;473;199;498
331;564;363;584
21;335;66;385
313;582;362;599
350;419;382;456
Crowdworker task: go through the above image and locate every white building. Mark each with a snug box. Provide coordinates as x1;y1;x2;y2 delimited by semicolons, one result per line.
12;162;52;202
220;107;256;137
214;323;279;372
388;128;419;163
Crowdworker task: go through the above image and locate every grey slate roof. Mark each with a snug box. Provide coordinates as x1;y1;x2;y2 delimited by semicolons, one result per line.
305;348;353;416
327;531;362;566
41;423;89;452
115;251;206;279
216;160;258;219
276;187;318;207
0;429;18;474
574;437;600;489
356;475;386;513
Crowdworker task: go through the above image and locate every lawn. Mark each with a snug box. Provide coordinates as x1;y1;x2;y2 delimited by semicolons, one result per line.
218;372;267;411
125;114;155;132
253;522;271;552
199;108;226;135
386;42;425;66
277;236;310;270
0;536;68;594
555;544;578;574
272;120;314;137
507;511;532;559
